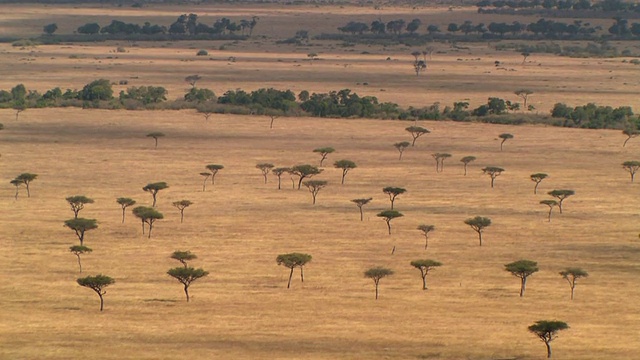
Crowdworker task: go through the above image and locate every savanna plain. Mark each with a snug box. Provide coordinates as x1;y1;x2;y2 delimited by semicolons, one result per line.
1;3;640;360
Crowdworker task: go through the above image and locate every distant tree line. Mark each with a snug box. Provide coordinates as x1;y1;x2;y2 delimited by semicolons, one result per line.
476;0;640;13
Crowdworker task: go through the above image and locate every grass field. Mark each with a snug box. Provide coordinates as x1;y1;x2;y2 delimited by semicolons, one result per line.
1;3;640;360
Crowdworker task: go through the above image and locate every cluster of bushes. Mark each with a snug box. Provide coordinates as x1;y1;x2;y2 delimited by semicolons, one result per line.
496;41;631;57
476;0;640;12
550;103;638;128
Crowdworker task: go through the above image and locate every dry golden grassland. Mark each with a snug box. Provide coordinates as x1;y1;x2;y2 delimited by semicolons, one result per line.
1;3;640;360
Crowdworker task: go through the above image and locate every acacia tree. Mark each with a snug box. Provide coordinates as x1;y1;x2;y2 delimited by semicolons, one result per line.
167;267;209;302
498;133;513;151
504;259;539;297
482;167;505;188
417;224;435;250
377;210;403;235
205;164;224;185
172;200;193;223
276;253;312;288
66;195;94;219
116;197;136;223
313;147;335;166
132;206;164;238
146;132;165;148
405;126;430;146
142;182;169;207
77;274;114;311
364;267;394;299
199;172;211;191
394;141;411;160
64;218;98;246
256;163;275;184
464;216;491;246
303;180;327;204
383;186;406;210
622;128;639;147
460;156;476;176
411;51;427;76
351;197;372;221
540;200;558;222
548;189;575;214
14;173;37;197
432;153;452;173
528;320;569;358
272;167;290;190
170;250;198;268
334;159;357;184
184;74;202;88
622;161;640;182
530;173;549;194
10;179;21;200
515;89;533;109
290;164;323;189
559;268;588;300
410;259;442;290
69;245;92;273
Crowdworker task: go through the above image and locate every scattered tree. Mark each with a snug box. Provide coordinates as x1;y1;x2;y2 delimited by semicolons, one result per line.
205;164;224;185
64;218;98;246
303;180;327;204
276;253;312;288
411;51;427;76
132;206;164;238
170;250;197;268
146;132;165;148
498;133;514;151
540;200;558;222
432;153;452;173
172;200;193;223
77;274;114;311
405;126;430;146
66;195;94;219
43;23;58;35
377;210;403;235
184;74;202;88
460;156;476;176
504;259;539;297
364;267;394;299
482;166;505;188
313;147;335;166
622;128;639;147
272;167;290;190
548;189;575;214
464;216;491;246
410;259;442;290
394;141;411;160
530;173;549;194
383;186;406;210
307;52;318;63
10;179;21;200
334;159;357;184
417;224;435;250
116;197;136;223
521;51;530;64
528;320;569;358
142;182;169;207
351;197;372;221
13;173;37;197
622;161;640;182
515;89;533;109
199;172;211;191
167;267;209;302
69;245;92;273
559;267;588;300
256;163;275;184
290;164;323;189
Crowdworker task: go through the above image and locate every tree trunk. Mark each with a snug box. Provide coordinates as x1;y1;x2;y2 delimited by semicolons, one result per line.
148;223;153;239
411;137;416;146
359;206;363;221
490;177;495;188
26;184;30;197
79;232;84;246
478;231;482;246
631;172;635;182
623;136;631;147
99;293;104;311
424;235;429;250
374;280;379;299
386;221;392;235
570;284;575;300
534;181;540;194
76;254;82;273
287;267;294;288
297;176;304;190
548;207;553;222
152;193;157;207
558;200;563;214
270;117;274;129
180;210;184;223
154;138;158;148
341;171;346;184
464;164;468;176
545;341;552;358
141;219;145;234
390;198;395;210
398;151;403;160
520;277;527;297
184;285;190;302
500;140;505;151
300;266;304;283
202;178;207;191
312;192;316;204
121;208;126;223
263;174;268;184
14;187;19;200
211;174;215;185
277;176;281;190
422;271;427;290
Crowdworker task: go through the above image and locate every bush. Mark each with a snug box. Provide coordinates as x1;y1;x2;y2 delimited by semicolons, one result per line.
196;49;208;56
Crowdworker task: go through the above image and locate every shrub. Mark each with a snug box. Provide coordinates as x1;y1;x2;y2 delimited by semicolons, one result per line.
196;49;208;56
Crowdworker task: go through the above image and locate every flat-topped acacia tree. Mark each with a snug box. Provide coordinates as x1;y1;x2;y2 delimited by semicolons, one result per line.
364;267;394;299
504;259;539;297
199;172;211;191
548;189;575;214
146;132;164;148
334;159;357;184
14;173;37;197
464;216;491;246
383;186;406;210
432;153;451;173
10;179;21;200
528;320;569;358
132;206;163;238
66;195;94;219
256;163;274;184
172;200;193;223
351;197;372;221
460;156;476;176
184;74;202;88
530;173;549;194
290;164;323;189
394;141;411;160
171;250;197;268
272;167;290;190
64;218;98;246
515;89;533;109
116;197;136;223
498;133;513;151
303;180;327;205
559;267;588;300
622;128;639;147
77;274;114;311
167;267;209;302
313;147;335;166
205;164;224;185
622;161;640;182
405;126;430;146
482;166;504;188
69;245;92;273
377;210;403;235
142;182;168;207
417;224;435;250
276;253;312;288
410;259;442;290
540;200;559;222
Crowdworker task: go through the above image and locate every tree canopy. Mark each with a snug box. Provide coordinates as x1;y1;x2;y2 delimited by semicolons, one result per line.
167;267;209;302
142;182;169;207
504;259;539;297
382;186;406;210
334;159;357;184
276;253;312;288
377;210;403;235
313;147;335;166
77;274;114;311
530;173;549;194
528;320;569;358
66;195;94;219
364;266;394;299
351;197;373;221
116;197;136;223
559;267;588;300
170;250;198;268
64;218;98;246
548;189;575;213
464;216;491;246
290;164;323;189
410;259;442;290
482;166;505;188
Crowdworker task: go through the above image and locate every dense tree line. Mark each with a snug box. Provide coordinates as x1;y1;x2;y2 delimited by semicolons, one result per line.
476;0;640;13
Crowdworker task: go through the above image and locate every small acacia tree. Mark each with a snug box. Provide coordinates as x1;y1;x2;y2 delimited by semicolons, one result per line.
256;163;275;184
205;164;224;185
272;167;290;190
146;132;165;148
410;259;442;290
411;51;427;76
530;173;549;194
417;224;435;250
116;197;136;223
10;179;21;200
276;253;312;288
290;164;323;189
132;206;163;238
482;167;504;188
14;173;37;197
460;156;476;176
528;320;569;358
199;172;211;191
167;267;209;302
66;195;94;219
303;180;327;204
405;126;430;146
142;182;168;207
622;128;639;147
504;259;539;297
394;141;411;160
351;197;372;221
77;274;114;311
514;89;533;109
172;200;193;223
432;153;452;173
313;147;335;166
64;218;98;246
69;245;92;273
498;133;514;151
333;159;357;184
184;74;202;88
622;161;640;182
383;186;406;210
170;250;197;268
548;189;575;214
464;216;491;246
364;267;394;299
559;267;588;300
540;200;558;222
377;210;403;235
